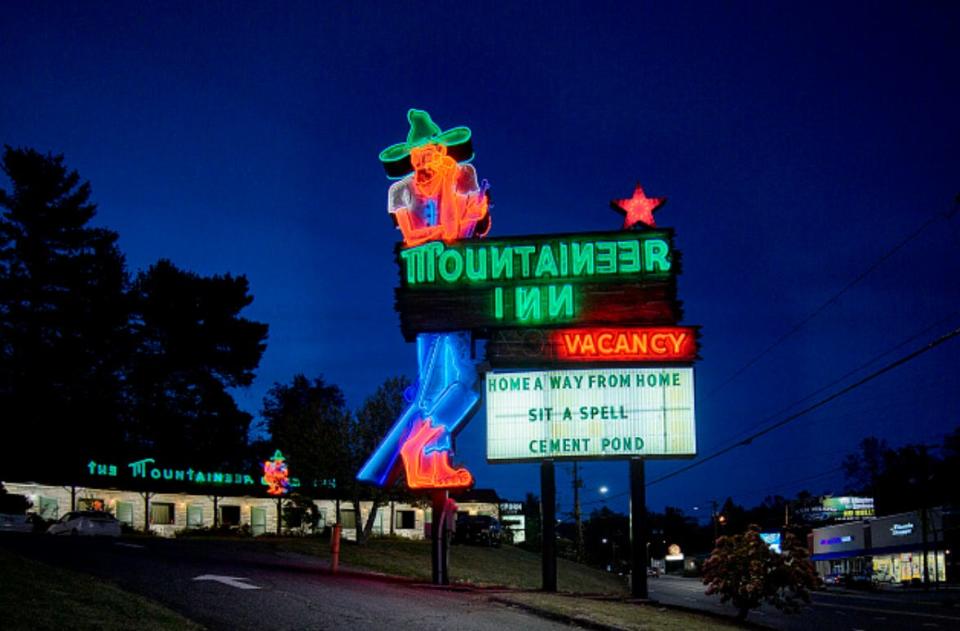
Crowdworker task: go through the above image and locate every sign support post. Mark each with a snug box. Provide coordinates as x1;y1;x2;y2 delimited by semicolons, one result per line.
630;457;648;599
277;496;282;535
541;460;557;592
431;489;449;585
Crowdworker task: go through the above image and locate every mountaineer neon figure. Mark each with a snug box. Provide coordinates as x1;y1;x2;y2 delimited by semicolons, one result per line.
357;109;489;489
262;450;290;496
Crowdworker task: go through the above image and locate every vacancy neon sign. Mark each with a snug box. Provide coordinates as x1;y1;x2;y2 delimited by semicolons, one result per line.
554;327;697;362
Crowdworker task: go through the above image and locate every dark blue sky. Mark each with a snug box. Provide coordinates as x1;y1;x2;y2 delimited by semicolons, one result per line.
3;1;958;518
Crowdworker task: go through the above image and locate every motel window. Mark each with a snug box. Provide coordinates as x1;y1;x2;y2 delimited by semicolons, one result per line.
340;509;356;529
220;505;241;526
150;502;175;525
38;497;59;520
396;510;416;530
116;502;134;527
78;498;105;512
187;506;204;528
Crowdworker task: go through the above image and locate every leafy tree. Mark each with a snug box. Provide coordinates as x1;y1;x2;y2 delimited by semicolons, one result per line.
0;483;32;514
127;260;267;468
648;506;709;559
842;436;889;498
583;506;628;570
841;435;946;515
702;524;817;621
347;376;412;543
0;147;130;479
261;374;351;506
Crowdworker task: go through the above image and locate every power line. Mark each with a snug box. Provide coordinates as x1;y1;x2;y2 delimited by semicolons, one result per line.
714;311;960;448
648;324;960;488
706;205;954;400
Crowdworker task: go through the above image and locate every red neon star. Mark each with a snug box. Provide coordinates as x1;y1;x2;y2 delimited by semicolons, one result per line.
611;183;666;229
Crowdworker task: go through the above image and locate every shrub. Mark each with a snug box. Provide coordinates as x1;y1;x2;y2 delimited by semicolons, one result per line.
702;524;817;620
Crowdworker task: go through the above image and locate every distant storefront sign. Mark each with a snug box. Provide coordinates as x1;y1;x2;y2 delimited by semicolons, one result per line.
485;366;696;462
798;496;875;522
890;522;914;537
760;532;782;554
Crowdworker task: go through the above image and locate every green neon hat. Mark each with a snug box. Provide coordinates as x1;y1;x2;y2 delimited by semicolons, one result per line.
379;109;474;178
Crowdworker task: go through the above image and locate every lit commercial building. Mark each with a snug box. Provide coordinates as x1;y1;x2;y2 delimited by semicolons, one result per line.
2;480;431;540
811;508;948;584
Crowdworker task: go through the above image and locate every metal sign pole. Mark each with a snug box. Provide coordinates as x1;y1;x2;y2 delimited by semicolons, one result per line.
431;490;448;585
541;460;557;592
630;457;648;599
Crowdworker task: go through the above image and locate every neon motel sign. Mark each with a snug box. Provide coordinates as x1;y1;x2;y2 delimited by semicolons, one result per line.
87;457;310;489
359;108;700;492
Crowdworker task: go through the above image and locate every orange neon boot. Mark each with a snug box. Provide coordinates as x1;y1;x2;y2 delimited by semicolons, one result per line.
399;418;473;489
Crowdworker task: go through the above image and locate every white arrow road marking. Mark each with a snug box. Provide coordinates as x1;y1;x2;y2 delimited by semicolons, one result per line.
193;575;261;590
114;542;145;549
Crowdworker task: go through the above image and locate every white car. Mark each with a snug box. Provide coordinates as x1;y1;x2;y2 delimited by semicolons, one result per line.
46;511;122;537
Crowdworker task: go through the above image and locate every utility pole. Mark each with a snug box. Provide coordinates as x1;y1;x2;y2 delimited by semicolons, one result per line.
920;445;930;589
711;499;719;543
573;461;584;561
541;461;557;592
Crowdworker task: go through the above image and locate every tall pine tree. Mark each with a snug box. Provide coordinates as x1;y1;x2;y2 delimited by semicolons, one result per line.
127;259;268;468
0;147;130;479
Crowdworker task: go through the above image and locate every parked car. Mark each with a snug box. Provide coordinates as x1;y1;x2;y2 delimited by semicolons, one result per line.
454;514;502;547
822;572;844;586
46;511;121;537
0;513;33;534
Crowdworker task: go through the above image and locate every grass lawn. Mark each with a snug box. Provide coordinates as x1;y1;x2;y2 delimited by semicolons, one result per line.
493;592;743;630
0;548;204;631
271;536;629;594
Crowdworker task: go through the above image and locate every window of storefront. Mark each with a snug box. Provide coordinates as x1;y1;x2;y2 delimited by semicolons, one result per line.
873;552;946;583
396;510;416;529
78;498;105;512
187;505;204;528
116;501;134;527
340;509;356;529
220;505;241;526
150;502;175;525
38;497;59;520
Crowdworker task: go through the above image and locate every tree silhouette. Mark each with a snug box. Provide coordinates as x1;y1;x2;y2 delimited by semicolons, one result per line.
127;259;268;467
348;376;411;543
0;147;130;479
261;374;351;500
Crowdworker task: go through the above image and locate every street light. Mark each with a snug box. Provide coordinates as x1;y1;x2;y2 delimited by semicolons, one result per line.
599;485;609;495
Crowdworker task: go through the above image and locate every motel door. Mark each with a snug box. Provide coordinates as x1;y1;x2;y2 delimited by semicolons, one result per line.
251;507;267;536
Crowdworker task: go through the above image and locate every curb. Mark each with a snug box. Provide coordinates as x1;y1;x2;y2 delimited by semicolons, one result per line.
490;596;628;631
489;593;773;631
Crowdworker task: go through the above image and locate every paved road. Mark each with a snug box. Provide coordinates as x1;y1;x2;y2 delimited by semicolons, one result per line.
1;536;566;631
650;574;960;630
7;536;960;630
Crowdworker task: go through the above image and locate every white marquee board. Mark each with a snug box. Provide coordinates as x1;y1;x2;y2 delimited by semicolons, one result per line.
486;366;696;462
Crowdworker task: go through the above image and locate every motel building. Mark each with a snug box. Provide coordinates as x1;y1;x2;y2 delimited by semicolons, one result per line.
2;457;518;542
811;508;950;584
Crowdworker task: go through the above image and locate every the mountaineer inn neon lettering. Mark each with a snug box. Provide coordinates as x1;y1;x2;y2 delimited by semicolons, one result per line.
86;458;307;488
400;235;671;285
128;458;258;485
398;233;672;324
